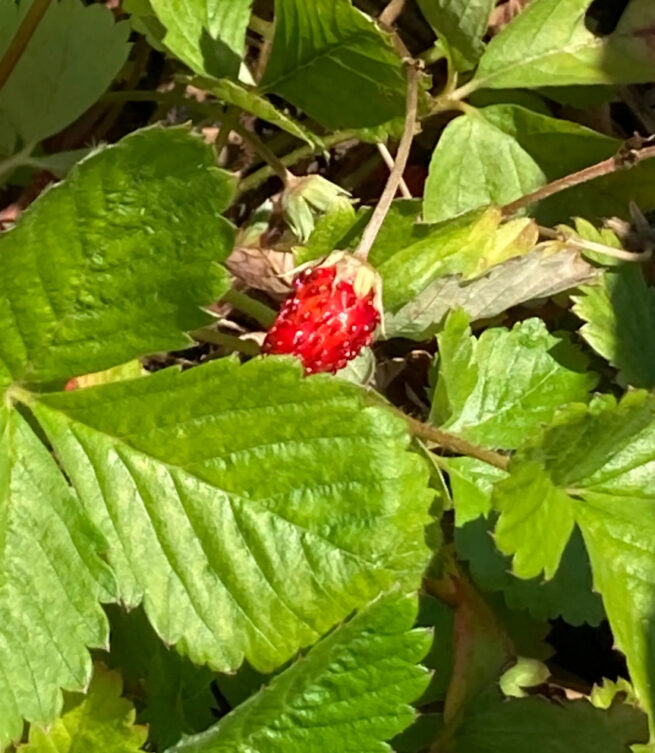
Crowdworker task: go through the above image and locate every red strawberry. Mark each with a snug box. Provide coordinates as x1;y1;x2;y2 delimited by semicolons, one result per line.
262;254;381;374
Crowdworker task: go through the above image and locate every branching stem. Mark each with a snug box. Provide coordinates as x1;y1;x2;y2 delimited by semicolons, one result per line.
376;142;412;198
502;142;655;217
353;64;419;261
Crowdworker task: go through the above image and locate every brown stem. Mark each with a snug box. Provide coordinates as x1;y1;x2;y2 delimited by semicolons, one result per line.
354;63;419;261
0;0;52;92
383;404;510;470
501;141;655;217
379;0;407;26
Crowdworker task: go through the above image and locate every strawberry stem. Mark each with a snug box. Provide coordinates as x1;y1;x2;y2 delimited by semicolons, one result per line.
354;62;419;262
391;406;510;471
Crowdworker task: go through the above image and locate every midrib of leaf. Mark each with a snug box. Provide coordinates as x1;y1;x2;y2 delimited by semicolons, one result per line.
472;36;603;92
261;30;389;91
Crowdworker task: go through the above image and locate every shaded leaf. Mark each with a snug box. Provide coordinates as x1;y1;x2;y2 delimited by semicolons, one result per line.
455;516;604;625
0;0;129;145
261;0;406;129
107;606;216;750
417;0;495;71
441;686;648;752
0;407;114;748
31;357;434;674
0;127;235;392
192;77;324;148
149;0;253;79
18;666;147;753
165;593;432;753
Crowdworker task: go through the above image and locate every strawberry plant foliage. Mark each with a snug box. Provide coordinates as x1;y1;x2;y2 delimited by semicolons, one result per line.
6;0;655;751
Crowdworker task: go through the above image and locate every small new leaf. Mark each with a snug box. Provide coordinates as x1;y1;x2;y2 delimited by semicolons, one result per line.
19;666;147;753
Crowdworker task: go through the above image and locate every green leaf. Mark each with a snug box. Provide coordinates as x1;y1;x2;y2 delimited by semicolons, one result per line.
496;392;655;728
495;461;576;579
107;606;216;750
149;0;253;79
431;312;598;449
423;104;626;224
18;665;147;753
260;0;407;129
472;0;655;91
30;357;434;674
423;110;545;223
456;516;605;625
0;0;130;145
0;127;235;392
384;247;598;341
165;593;431;753
417;0;495;71
573;264;655;388
0;407;114;749
441;686;648;753
192;77;324;147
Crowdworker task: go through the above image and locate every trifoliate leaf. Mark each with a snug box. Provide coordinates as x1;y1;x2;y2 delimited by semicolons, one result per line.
573;264;655;388
472;0;655;90
0;127;235;393
149;0;253;80
0;407;114;749
29;357;434;674
19;665;147;753
260;0;406;129
431;312;598;449
0;0;130;145
440;686;648;753
165;593;432;753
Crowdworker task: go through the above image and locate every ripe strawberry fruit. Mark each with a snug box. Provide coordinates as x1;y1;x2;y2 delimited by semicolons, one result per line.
262;254;381;374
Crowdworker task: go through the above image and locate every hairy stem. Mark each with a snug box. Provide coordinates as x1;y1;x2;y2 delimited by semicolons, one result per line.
0;0;52;93
502;142;655;217
402;412;510;470
353;64;419;261
214;105;241;157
